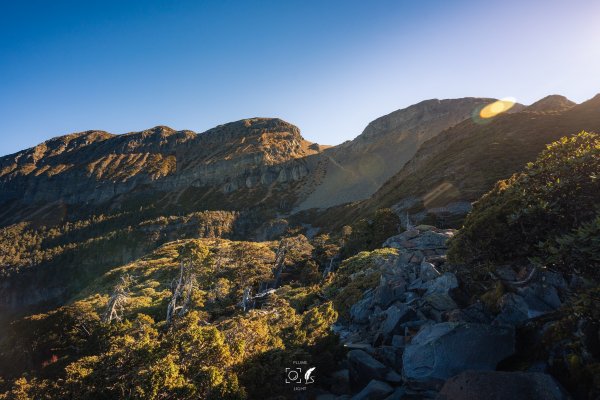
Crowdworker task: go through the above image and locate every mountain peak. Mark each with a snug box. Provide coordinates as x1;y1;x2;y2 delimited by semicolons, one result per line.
357;97;496;141
198;117;305;145
140;125;177;135
526;95;575;112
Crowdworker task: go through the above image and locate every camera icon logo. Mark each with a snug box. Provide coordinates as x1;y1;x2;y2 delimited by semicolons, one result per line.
285;367;303;384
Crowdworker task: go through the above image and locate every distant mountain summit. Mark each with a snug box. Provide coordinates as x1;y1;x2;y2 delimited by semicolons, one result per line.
296;97;499;210
525;95;575;112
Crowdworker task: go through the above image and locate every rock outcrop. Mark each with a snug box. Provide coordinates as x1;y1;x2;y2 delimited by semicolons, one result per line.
525;95;575;113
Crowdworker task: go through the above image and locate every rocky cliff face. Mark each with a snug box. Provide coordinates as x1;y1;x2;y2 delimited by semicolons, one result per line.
0;118;320;213
295;98;498;210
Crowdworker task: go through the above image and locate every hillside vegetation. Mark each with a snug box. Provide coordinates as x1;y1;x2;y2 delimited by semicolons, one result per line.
449;131;600;275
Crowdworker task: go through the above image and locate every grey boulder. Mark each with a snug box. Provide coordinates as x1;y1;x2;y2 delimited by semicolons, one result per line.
380;304;417;337
403;322;515;384
423;272;458;296
412;230;451;249
351;296;374;324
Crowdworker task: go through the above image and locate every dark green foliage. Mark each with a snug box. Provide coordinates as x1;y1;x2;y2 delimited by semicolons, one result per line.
539;215;600;277
449;132;600;277
506;285;600;400
342;208;400;257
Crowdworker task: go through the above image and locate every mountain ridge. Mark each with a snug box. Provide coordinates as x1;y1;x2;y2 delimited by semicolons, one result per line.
337;92;600;226
0;118;319;210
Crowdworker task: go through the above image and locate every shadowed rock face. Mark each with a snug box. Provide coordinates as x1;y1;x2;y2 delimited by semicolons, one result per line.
402;322;515;384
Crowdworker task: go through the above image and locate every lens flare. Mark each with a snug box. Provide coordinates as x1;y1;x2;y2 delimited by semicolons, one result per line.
479;97;517;119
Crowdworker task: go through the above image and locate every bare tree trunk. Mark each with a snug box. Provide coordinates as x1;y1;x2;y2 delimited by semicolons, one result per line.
166;261;185;324
322;257;334;279
166;259;198;325
103;275;132;324
239;287;252;311
272;240;288;289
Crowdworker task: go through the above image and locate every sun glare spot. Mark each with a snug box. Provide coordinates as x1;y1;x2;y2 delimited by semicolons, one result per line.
479;97;517;119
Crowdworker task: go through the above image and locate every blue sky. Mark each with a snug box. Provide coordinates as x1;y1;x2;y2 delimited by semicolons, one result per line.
1;0;599;156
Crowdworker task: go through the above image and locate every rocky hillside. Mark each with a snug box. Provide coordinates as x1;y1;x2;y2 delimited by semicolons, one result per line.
296;97;503;210
0;98;515;313
329;94;600;227
1;94;597;313
0;118;321;225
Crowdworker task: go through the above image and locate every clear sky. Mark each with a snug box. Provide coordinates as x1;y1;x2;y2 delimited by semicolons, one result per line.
1;0;600;156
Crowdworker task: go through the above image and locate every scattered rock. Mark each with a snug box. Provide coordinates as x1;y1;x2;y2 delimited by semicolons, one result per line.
412;231;452;250
345;343;376;354
414;225;436;232
493;293;530;326
383;387;407;400
518;282;562;316
447;302;493;324
383;227;456;265
374;346;403;372
423;273;458;296
436;370;570;400
423;292;457;311
375;275;407;308
491;279;563;326
384;370;403;384
351;297;374;324
391;335;405;348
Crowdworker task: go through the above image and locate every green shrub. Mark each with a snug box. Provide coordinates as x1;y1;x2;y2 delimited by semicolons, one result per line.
342;208;400;257
540;215;600;277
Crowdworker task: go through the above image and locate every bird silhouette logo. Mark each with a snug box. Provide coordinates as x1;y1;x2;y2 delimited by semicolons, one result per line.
304;367;316;384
